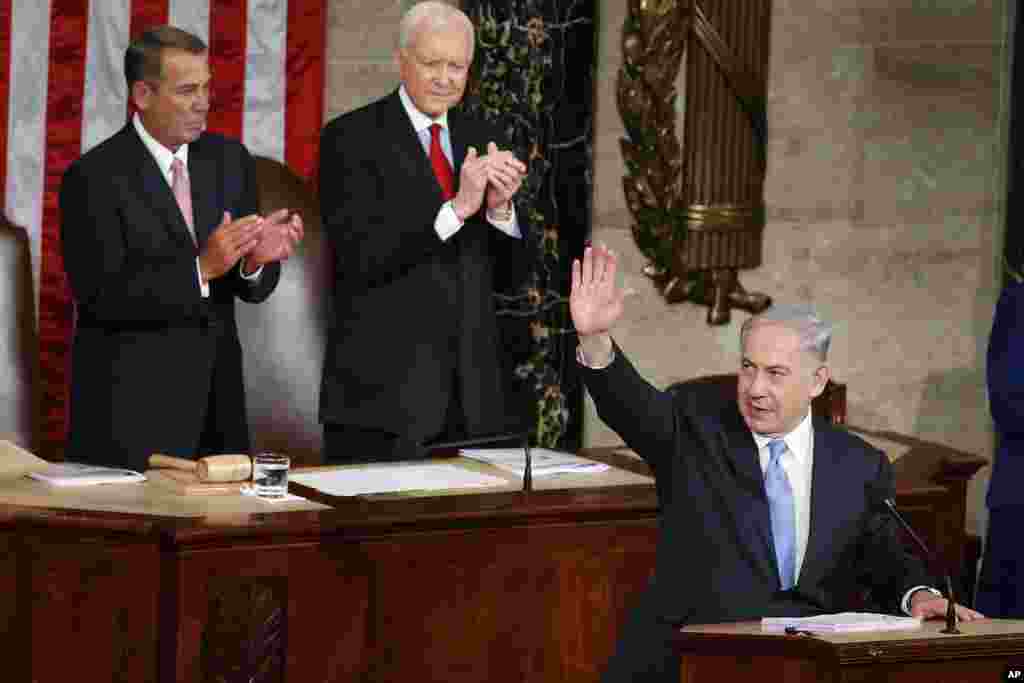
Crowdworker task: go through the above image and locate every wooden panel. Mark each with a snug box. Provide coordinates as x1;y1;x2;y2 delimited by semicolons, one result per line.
165;518;657;683
0;531;28;683
169;540;372;683
361;521;657;682
23;530;160;683
200;577;288;683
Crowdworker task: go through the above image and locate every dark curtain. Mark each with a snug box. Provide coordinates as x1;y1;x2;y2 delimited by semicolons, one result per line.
460;0;595;450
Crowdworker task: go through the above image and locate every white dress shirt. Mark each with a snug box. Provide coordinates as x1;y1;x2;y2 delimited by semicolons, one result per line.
752;412;931;613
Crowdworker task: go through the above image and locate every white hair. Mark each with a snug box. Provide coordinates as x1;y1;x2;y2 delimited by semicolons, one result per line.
398;1;474;54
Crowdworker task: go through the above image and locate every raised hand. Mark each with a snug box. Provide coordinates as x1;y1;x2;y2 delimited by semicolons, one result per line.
451;146;488;221
570;244;626;339
199;212;263;282
245;208;304;270
483;141;525;210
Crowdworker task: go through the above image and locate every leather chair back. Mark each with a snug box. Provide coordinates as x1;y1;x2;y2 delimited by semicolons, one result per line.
0;215;37;450
236;157;329;465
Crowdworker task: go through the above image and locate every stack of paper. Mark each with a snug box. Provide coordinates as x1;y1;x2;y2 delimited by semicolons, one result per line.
460;448;609;477
290;463;509;497
27;462;147;487
761;612;922;634
0;439;50;479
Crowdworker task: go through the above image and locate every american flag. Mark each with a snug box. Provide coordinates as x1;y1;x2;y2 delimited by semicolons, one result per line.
0;0;326;456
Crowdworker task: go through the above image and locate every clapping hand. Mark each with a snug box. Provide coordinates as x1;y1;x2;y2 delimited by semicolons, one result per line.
199;212;263;282
244;208;304;272
452;146;489;221
482;141;525;210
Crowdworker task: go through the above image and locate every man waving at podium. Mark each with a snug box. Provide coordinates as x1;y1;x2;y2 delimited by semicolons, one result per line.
570;244;982;682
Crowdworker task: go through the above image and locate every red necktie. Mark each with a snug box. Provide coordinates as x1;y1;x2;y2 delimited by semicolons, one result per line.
429;123;455;200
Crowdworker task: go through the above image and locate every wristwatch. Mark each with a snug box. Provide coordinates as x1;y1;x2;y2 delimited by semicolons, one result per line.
487;202;513;221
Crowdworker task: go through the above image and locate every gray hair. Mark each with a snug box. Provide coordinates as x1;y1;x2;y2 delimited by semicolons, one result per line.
125;25;206;89
398;1;474;54
740;304;833;362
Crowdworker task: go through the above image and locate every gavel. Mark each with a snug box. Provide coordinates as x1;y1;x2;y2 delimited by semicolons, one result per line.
148;454;252;482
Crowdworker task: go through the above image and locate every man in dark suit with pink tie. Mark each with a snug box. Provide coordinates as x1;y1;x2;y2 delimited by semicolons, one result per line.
60;26;302;472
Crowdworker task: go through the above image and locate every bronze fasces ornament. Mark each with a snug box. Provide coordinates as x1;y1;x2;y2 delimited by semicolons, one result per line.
617;0;772;324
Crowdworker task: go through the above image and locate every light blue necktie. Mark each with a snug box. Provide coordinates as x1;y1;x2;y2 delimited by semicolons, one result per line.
765;439;796;590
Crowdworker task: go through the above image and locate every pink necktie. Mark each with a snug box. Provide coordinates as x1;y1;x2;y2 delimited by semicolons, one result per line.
171;157;196;243
429;124;455;200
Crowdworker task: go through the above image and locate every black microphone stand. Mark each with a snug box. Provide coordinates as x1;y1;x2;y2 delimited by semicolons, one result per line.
882;498;960;634
522;432;532;493
422;430;533;491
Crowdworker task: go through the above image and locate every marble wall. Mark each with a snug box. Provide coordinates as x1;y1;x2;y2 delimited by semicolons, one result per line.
590;0;1013;535
325;0;418;122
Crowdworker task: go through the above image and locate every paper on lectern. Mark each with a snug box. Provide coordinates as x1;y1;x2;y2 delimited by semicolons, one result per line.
0;439;49;480
761;612;922;633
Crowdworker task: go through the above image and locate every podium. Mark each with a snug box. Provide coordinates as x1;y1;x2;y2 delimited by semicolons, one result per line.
675;619;1024;682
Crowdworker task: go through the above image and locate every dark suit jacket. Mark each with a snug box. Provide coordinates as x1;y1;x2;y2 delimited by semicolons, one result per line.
985;280;1024;509
59;124;280;472
318;90;525;443
976;281;1024;616
581;343;933;682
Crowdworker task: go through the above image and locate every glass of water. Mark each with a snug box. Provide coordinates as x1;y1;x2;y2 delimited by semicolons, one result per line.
252;453;290;498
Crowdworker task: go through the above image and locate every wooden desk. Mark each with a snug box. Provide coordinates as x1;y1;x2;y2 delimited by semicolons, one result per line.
0;434;984;683
0;458;657;683
675;619;1024;682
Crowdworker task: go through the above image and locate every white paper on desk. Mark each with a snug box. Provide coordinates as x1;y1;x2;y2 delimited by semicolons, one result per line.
761;612;922;633
27;462;147;486
460;448;610;477
0;439;50;479
290;463;508;497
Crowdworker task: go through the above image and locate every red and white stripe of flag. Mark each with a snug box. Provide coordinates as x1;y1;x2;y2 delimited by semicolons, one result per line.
0;0;325;456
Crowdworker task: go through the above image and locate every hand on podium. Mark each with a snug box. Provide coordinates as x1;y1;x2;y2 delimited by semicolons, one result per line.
909;589;984;623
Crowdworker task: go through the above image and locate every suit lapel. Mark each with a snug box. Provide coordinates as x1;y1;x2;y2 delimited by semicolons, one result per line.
188;136;218;246
128;128;196;251
448;108;468;179
720;405;778;582
796;420;845;588
383;91;450;202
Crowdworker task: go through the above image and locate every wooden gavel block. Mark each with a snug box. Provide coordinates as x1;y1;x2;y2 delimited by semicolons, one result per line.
148;454;252;482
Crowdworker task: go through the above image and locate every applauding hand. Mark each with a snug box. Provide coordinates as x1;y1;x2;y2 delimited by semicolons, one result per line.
451;147;488;221
199;212;263;282
245;208;304;271
483;141;525;211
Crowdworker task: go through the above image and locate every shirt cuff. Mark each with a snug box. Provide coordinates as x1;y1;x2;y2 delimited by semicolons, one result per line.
901;585;941;615
576;343;615;370
435;200;463;241
238;262;264;282
195;258;209;298
486;203;521;238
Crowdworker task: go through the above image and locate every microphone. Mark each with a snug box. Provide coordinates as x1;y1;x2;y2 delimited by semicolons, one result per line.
866;484;960;634
423;430;533;491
